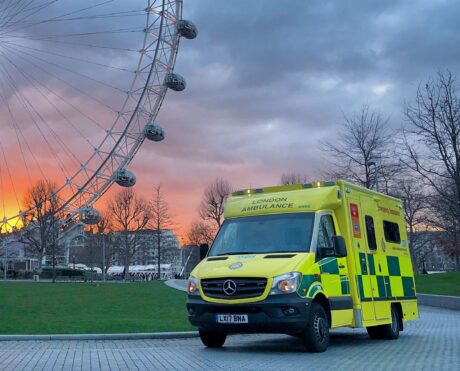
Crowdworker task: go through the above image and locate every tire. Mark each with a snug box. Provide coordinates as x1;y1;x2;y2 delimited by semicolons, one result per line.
366;305;400;340
303;302;330;352
366;325;384;339
199;329;227;348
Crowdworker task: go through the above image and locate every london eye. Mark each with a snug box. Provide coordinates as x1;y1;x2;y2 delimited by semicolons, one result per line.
0;0;197;232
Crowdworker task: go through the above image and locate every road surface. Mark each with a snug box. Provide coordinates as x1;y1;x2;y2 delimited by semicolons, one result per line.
0;306;458;370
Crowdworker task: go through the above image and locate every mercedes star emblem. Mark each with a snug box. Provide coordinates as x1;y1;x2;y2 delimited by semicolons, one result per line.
223;279;237;296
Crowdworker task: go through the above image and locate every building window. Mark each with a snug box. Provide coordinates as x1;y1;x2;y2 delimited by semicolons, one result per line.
383;221;401;244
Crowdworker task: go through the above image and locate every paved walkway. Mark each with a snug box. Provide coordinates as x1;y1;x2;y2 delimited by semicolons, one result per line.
0;306;458;371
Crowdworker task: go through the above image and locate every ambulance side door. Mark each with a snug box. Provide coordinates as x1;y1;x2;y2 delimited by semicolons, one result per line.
348;197;375;322
360;197;390;320
316;213;353;327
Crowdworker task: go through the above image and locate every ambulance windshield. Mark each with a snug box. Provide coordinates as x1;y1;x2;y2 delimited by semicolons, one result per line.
209;213;315;256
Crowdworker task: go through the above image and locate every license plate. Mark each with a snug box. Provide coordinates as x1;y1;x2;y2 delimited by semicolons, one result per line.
217;314;248;324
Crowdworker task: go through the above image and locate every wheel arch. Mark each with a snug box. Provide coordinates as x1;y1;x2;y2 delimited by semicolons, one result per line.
312;292;331;327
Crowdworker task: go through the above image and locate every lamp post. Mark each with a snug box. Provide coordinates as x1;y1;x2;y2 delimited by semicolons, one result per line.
4;243;7;280
102;233;106;282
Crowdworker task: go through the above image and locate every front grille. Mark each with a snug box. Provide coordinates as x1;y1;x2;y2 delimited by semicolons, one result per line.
201;277;267;299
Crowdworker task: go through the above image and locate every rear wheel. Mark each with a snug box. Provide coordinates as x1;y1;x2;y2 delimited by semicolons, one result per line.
303;302;330;352
199;329;227;348
367;305;400;340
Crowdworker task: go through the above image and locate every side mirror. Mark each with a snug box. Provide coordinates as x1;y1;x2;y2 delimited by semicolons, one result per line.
332;236;347;257
199;243;209;260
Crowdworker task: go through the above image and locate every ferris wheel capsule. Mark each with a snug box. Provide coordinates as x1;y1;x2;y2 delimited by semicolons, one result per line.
144;123;165;142
164;73;186;91
177;20;198;39
79;207;101;225
114;169;136;187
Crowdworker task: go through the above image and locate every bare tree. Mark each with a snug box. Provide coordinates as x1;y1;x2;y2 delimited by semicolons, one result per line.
402;71;460;269
199;178;232;228
21;180;62;281
280;172;309;185
322;105;396;192
150;184;174;279
107;188;151;279
187;220;216;247
392;177;429;273
427;179;460;269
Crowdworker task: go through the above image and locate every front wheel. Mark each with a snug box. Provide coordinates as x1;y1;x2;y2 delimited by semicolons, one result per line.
199;329;227;348
303;303;330;352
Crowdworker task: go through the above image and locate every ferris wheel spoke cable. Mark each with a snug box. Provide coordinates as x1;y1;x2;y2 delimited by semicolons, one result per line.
0;157;5;219
0;48;97;151
0;89;34;183
3;42;129;94
2;43;119;113
19;27;145;40
1;42;133;143
0;0;31;26
0;8;148;36
0;140;21;212
0;61;73;180
0;76;42;181
0;46;107;134
0;0;103;30
0;40;136;73
0;51;84;169
0;0;48;29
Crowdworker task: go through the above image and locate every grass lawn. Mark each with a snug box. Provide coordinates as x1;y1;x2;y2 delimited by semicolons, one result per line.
0;281;194;335
415;272;460;297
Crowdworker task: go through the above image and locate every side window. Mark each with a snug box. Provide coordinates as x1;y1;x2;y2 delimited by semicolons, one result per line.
317;215;336;249
365;215;377;251
383;221;401;244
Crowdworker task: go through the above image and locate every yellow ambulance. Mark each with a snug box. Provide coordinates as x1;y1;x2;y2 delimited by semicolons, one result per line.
187;180;418;352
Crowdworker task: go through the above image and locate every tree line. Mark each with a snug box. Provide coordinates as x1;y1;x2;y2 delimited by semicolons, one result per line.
17;183;174;281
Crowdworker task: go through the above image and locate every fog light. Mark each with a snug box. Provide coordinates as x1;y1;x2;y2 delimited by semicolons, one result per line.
188;307;195;315
282;306;299;316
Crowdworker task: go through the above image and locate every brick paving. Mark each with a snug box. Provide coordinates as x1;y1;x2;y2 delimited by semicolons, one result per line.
0;306;458;371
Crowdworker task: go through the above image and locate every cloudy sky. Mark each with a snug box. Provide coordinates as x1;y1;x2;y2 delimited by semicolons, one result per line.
1;0;460;238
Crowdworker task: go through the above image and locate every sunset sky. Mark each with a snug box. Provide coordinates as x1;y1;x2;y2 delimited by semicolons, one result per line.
1;0;460;240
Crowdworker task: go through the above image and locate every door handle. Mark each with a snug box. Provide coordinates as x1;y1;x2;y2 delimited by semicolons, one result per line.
339;264;345;269
378;263;382;272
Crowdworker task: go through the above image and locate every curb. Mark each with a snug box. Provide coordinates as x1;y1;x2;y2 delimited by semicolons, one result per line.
417;293;460;311
0;331;198;342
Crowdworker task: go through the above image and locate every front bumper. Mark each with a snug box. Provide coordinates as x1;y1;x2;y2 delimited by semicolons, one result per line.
187;294;312;334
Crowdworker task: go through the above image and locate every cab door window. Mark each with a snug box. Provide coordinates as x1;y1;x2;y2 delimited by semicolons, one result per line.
317;215;336;255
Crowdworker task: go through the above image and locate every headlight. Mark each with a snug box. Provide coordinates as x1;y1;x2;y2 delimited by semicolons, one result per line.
270;272;301;295
187;276;200;295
